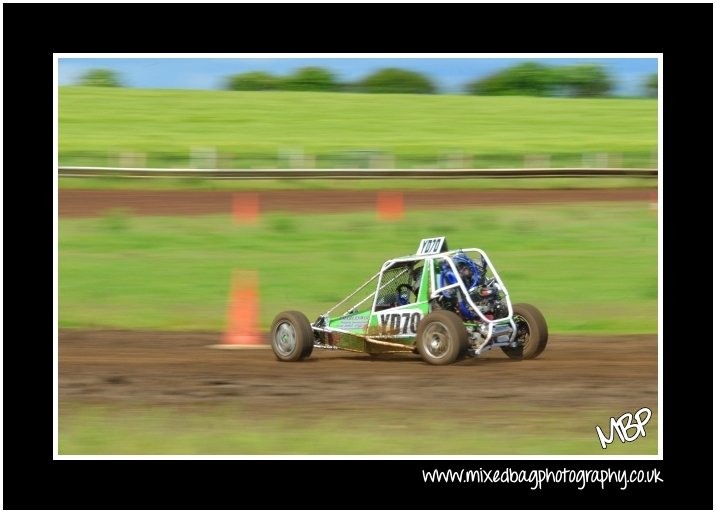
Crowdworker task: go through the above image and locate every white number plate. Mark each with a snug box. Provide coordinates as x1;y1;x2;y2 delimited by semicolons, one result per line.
416;237;446;255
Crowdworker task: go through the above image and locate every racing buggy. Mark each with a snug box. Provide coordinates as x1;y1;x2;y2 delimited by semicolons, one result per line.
271;237;548;365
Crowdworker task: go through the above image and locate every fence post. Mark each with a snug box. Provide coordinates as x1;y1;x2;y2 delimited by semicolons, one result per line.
279;148;305;168
443;152;469;169
524;154;550;168
115;151;146;168
191;147;217;168
608;153;623;168
582;153;607;168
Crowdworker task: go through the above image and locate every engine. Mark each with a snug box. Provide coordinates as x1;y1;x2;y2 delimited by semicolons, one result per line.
431;281;507;322
468;283;508;320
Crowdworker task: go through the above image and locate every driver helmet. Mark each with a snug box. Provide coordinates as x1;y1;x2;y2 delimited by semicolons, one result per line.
452;253;480;289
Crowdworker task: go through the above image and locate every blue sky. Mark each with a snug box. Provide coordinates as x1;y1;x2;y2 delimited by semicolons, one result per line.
58;56;658;96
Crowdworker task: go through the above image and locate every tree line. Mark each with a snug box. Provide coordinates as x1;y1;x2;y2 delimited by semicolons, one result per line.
76;65;658;97
223;67;436;94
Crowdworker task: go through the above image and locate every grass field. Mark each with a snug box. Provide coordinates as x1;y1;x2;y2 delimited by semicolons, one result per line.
58;203;657;334
59;403;657;455
58;176;657;191
57;88;659;459
59;87;657;168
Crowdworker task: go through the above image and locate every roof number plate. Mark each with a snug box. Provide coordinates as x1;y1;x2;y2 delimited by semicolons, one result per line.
417;237;447;255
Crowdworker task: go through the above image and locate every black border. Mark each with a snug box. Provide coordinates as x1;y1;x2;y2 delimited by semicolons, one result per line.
4;3;713;510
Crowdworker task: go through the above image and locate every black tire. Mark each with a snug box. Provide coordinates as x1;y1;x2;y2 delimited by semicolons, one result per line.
415;310;468;365
270;311;314;362
502;303;548;360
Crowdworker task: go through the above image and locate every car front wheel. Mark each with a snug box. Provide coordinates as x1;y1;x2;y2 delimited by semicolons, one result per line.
270;311;314;362
415;310;468;365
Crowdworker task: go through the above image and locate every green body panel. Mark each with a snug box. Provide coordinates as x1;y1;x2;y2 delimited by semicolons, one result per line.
332;331;368;352
328;312;371;334
369;302;428;341
364;339;415;354
326;264;433;350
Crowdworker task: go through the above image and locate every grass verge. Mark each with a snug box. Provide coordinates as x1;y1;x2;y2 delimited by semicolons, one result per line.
60;87;656;168
59;203;657;333
58;403;658;456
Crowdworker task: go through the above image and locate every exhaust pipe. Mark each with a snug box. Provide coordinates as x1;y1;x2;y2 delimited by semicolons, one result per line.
479;323;513;343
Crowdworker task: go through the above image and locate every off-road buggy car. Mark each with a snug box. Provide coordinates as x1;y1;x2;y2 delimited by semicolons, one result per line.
271;237;548;365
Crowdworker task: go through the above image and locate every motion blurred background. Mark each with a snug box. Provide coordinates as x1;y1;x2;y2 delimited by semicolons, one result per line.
57;56;658;455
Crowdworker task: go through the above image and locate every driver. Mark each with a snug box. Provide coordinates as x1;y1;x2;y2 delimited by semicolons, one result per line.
457;262;473;284
454;253;499;304
452;253;481;290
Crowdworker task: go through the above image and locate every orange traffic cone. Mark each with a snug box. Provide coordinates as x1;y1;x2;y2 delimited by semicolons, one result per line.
377;191;404;221
232;192;260;224
221;270;264;347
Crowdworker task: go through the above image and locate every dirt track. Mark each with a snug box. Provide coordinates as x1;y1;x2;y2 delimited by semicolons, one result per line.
58;188;655;217
59;330;657;418
59;187;657;422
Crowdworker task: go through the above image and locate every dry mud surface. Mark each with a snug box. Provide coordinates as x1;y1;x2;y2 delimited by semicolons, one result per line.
59;187;658;420
59;329;657;417
58;188;655;217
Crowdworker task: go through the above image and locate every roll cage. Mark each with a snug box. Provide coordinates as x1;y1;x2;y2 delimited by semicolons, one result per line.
317;237;515;348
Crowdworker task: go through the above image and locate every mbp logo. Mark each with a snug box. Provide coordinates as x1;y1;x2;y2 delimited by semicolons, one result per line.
595;407;652;449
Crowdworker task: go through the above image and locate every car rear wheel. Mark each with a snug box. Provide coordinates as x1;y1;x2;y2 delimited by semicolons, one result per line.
271;311;314;362
501;303;548;360
415;310;468;365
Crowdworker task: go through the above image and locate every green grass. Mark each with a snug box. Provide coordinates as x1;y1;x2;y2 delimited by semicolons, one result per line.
58;203;657;334
59;87;657;168
58;176;657;191
58;404;658;455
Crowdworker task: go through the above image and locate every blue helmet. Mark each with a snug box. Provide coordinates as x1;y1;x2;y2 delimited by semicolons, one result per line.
452;253;481;290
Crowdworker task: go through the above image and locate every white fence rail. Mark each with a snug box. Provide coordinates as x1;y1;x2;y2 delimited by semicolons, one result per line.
58;166;657;180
